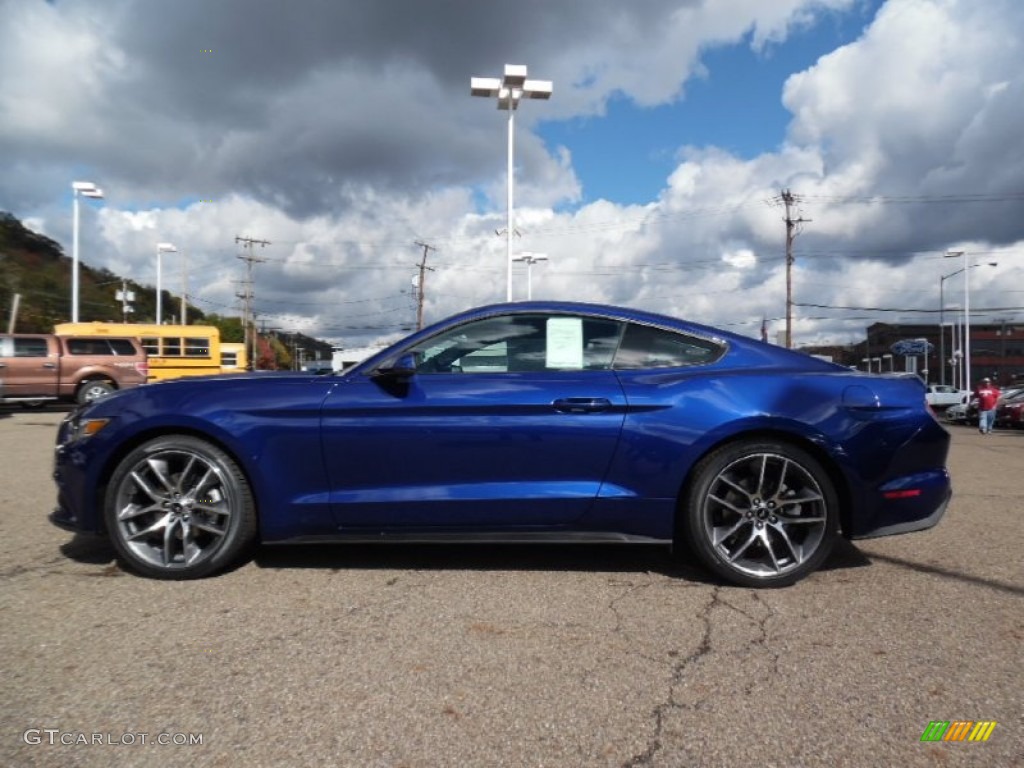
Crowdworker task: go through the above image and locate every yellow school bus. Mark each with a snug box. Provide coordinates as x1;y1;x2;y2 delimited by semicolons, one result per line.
54;322;224;381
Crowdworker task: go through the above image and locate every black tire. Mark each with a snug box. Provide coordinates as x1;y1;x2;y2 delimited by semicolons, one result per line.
681;440;839;588
77;379;115;405
104;435;257;579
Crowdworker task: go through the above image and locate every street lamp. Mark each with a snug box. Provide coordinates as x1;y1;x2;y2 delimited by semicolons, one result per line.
512;252;548;300
71;181;104;322
945;251;970;390
471;64;552;302
939;261;996;386
156;242;177;324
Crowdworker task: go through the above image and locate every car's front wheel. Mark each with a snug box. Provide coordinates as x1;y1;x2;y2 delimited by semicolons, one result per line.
104;435;257;579
682;440;839;588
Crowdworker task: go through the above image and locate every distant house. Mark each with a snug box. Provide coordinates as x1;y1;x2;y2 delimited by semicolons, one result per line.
331;345;388;371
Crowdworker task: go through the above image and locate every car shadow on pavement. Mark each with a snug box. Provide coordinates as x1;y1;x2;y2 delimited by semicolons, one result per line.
60;534;116;565
256;542;713;581
254;538;872;585
56;533;872;585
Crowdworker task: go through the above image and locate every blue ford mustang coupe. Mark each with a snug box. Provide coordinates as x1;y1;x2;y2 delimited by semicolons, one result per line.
52;302;951;587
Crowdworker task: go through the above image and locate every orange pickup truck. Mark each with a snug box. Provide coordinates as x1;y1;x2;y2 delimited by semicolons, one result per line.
0;334;148;406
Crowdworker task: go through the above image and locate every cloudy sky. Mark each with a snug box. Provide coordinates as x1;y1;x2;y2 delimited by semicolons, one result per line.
1;0;1022;349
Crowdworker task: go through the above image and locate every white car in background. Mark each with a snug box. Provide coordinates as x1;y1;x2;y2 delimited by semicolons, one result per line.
926;384;968;409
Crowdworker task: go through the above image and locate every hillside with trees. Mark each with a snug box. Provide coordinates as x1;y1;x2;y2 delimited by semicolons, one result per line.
0;212;332;369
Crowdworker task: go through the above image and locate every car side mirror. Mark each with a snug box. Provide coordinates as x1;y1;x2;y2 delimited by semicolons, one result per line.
373;353;417;381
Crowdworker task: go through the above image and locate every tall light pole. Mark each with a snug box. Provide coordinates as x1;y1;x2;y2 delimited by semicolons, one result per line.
71;181;104;322
939;261;996;386
945;250;973;391
471;64;552;302
156;242;177;324
512;252;548;300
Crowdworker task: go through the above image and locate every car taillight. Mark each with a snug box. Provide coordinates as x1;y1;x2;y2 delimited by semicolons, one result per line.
135;361;149;377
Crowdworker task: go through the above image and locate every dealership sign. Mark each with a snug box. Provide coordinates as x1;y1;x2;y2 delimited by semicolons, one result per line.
891;338;933;356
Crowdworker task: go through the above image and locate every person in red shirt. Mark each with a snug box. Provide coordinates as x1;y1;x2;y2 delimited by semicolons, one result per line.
974;377;1001;434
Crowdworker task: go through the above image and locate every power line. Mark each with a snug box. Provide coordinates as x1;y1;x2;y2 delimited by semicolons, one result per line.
796;302;1024;314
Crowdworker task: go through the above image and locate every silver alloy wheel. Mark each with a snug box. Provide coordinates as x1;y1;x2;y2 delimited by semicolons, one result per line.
78;380;114;404
111;447;234;571
700;452;828;579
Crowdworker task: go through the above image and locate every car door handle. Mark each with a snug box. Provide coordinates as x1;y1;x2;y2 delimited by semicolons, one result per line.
553;397;613;414
42;363;57;369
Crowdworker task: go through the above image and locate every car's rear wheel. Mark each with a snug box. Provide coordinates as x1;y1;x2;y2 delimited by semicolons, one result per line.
682;440;838;588
77;379;115;404
104;436;257;579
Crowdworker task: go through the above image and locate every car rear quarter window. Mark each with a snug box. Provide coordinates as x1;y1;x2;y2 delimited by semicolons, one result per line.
614;323;724;369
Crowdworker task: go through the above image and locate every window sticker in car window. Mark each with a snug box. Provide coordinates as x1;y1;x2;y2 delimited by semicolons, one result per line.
546;317;584;369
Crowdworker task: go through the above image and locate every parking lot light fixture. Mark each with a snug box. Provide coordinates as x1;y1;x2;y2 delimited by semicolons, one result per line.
71;181;104;323
939;261;996;386
471;64;552;302
512;252;548;300
156;242;177;324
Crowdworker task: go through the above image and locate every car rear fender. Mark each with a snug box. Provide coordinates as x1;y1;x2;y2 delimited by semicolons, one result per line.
674;420;854;539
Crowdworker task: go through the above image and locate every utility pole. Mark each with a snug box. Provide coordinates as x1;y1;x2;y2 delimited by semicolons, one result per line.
7;293;20;333
780;189;811;349
413;240;436;331
116;279;135;323
180;249;189;325
235;236;269;370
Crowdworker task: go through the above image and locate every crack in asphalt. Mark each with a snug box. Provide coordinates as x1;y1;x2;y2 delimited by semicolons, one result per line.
620;589;784;767
621;586;722;768
728;592;779;695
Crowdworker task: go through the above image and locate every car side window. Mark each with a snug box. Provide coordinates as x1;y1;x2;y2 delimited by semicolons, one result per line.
613;323;723;369
13;338;50;357
409;314;623;374
67;339;109;355
108;339;138;355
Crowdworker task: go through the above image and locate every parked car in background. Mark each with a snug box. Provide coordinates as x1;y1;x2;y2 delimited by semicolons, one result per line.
0;333;148;406
995;390;1024;429
925;384;968;410
52;301;952;588
944;400;969;424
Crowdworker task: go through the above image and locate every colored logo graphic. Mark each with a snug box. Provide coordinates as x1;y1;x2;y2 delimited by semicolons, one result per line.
920;721;997;742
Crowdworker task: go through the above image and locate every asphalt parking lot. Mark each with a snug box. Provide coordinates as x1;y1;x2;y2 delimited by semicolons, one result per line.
0;407;1020;767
